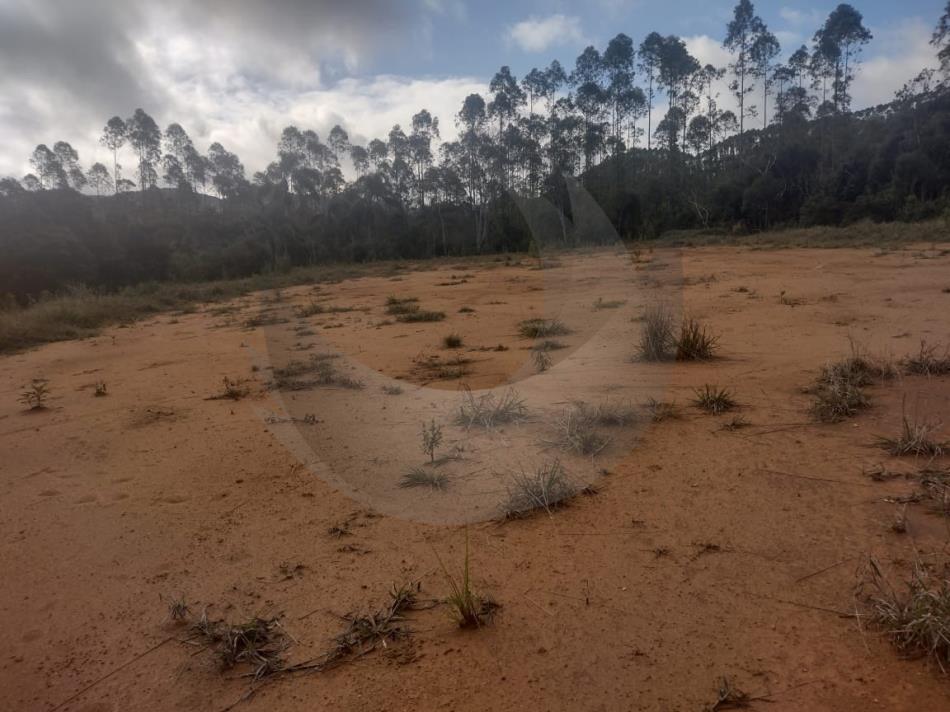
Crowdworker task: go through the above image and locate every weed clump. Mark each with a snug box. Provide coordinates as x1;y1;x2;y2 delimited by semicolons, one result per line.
675;317;719;361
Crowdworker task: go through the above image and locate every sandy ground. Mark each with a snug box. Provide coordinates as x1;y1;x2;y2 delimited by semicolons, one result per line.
1;244;950;711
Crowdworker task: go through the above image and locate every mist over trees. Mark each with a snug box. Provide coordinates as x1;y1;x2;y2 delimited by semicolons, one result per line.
2;2;950;299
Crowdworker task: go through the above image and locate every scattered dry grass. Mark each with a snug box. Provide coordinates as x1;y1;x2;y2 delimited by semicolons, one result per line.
455;387;527;429
532;349;552;372
207;376;248;401
502;460;577;518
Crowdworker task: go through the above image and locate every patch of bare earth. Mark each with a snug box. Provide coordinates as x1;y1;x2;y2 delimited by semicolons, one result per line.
1;245;949;711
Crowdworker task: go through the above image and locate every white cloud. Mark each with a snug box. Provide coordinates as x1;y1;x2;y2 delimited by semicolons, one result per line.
779;7;823;27
506;14;586;53
852;18;938;108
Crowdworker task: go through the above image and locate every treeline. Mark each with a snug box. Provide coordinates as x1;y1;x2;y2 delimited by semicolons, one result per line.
1;2;950;300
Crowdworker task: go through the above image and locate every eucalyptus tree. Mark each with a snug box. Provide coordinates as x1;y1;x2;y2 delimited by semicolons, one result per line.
350;144;370;177
100;116;127;193
327;125;350;163
53;141;86;190
814;4;872;113
638;32;665;149
30;145;66;189
410;109;440;205
206;142;246;199
750;28;780;127
126;108;162;190
723;0;763;136
603;33;646;153
86;163;113;196
935;2;950;75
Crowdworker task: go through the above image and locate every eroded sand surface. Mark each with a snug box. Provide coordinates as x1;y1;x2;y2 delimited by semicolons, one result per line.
2;245;950;711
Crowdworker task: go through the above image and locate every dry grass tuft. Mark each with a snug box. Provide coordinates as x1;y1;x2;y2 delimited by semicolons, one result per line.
442;333;463;349
397;309;445;323
455;387;527;429
810;342;895;422
502;460;577;518
644;397;679;422
593;297;625;309
189;610;291;680
552;406;609;456
692;385;737;414
902;341;950;376
400;466;448;490
675;317;719;361
532;349;552;372
518;318;570;339
862;558;950;670
704;677;752;711
271;353;363;391
877;410;948;457
436;533;497;628
637;304;675;361
531;339;566;352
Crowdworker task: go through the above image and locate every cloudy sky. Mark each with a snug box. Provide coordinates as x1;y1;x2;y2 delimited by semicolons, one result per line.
0;0;945;179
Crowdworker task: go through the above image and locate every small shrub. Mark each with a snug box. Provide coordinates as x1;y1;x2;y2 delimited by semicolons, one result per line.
637;304;675;361
19;379;50;410
692;385;737;414
94;381;108;397
458;306;476;313
443;333;463;349
455;387;527;429
503;460;577;518
382;384;403;395
421;419;443;463
675;317;719;361
518;318;570;338
400;466;448;490
593;297;625;310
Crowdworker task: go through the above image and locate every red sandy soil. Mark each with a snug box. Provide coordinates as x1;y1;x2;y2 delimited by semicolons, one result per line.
1;244;949;711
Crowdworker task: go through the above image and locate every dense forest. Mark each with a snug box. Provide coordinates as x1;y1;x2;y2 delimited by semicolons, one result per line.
2;1;950;300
